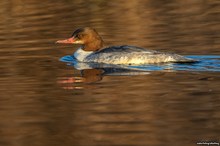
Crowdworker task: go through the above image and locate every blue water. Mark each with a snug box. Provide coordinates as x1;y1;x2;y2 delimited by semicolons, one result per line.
60;55;220;72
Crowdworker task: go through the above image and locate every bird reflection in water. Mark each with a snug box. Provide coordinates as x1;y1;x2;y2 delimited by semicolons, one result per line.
57;55;220;89
57;55;151;89
57;69;104;90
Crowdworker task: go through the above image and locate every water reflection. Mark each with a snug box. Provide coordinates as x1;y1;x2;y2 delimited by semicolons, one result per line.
57;54;220;93
57;69;103;90
0;0;220;146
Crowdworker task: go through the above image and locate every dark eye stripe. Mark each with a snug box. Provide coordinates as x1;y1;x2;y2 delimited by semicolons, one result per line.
71;28;84;37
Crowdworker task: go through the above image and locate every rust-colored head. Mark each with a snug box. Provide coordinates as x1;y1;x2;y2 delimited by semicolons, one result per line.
56;27;104;51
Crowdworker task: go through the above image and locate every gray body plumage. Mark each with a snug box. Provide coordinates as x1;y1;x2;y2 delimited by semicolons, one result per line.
80;45;194;65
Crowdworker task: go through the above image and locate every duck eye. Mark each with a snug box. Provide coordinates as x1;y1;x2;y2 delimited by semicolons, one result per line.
79;33;85;39
74;34;80;39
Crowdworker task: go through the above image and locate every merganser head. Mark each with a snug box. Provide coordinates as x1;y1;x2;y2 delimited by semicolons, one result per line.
56;27;104;51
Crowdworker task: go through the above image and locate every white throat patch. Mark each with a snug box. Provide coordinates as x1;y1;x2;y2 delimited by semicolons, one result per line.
74;48;94;62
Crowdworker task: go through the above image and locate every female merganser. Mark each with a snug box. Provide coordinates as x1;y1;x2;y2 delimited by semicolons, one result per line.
56;27;195;64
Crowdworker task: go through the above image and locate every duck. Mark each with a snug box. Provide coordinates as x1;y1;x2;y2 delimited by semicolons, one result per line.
56;27;195;65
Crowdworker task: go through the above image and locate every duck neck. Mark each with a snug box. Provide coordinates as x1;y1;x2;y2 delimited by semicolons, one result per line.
83;38;104;51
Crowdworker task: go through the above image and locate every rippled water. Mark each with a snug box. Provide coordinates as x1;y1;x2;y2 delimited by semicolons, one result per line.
0;1;220;146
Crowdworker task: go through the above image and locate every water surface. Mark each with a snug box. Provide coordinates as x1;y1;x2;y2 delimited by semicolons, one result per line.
0;1;220;146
